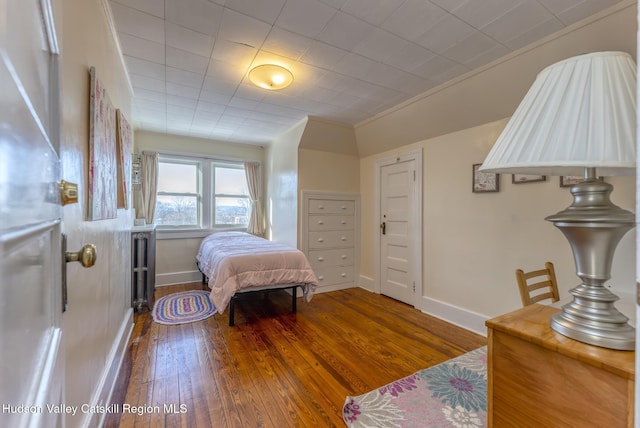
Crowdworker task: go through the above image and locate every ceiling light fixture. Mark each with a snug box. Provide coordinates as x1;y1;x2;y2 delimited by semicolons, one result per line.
248;64;294;90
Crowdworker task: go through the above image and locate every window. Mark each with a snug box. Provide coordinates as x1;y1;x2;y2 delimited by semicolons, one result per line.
155;160;199;227
213;165;250;226
155;154;251;233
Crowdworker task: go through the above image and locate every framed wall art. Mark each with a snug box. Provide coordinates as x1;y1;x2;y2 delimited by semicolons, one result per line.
472;163;500;193
560;175;604;187
512;174;546;184
88;66;117;220
116;109;133;209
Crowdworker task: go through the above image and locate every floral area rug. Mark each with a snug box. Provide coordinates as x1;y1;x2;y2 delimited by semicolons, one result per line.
342;346;487;428
152;290;217;325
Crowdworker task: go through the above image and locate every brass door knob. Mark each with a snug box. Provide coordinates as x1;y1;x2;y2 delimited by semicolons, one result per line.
65;244;97;268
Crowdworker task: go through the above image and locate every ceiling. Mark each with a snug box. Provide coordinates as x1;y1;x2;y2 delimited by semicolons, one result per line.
109;0;624;145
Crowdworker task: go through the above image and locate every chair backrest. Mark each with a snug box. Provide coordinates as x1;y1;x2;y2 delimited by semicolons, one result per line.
515;261;560;306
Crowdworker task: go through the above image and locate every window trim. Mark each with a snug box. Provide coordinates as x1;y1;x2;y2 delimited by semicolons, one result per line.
154;152;254;240
155;157;202;229
211;162;251;228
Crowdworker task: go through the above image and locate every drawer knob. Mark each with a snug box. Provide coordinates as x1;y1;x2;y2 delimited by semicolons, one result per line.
341;255;347;259
317;220;324;224
341;273;347;277
317;257;324;262
318;205;325;209
341;236;347;241
318;238;324;242
341;205;346;210
318;276;324;280
341;220;347;224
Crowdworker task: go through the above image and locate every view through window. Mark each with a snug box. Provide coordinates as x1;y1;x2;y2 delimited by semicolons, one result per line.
214;166;250;226
155;155;250;229
156;160;199;226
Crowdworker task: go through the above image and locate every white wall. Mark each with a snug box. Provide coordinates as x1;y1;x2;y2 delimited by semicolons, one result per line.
266;119;307;246
59;0;134;426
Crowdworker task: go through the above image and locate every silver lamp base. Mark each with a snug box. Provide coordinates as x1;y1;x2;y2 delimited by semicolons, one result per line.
545;172;635;351
550;289;635;350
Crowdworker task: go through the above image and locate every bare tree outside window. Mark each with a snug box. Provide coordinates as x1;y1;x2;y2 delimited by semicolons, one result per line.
155;161;199;226
214;166;250;227
154;155;251;230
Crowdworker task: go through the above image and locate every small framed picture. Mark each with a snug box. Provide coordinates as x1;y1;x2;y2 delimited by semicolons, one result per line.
560;176;604;187
512;174;546;184
472;164;500;193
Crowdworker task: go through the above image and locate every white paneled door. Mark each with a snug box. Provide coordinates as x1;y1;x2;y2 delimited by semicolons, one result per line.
378;152;421;305
0;1;66;427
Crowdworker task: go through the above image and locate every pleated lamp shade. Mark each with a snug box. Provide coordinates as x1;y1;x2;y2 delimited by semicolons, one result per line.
480;51;636;176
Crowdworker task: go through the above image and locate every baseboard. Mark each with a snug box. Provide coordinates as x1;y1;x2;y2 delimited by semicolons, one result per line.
358;275;375;292
314;282;355;293
419;296;488;337
156;270;202;286
81;309;133;428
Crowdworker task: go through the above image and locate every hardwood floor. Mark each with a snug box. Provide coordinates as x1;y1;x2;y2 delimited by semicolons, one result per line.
105;283;486;428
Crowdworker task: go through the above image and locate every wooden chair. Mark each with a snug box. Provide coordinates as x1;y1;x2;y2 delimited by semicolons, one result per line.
515;261;560;306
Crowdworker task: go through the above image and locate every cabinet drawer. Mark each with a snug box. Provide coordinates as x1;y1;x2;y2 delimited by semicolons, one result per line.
309;248;354;268
314;266;355;286
308;199;355;215
308;215;354;231
308;231;354;249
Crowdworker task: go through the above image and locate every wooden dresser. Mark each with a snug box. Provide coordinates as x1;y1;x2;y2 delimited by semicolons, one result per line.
300;191;359;293
486;304;635;427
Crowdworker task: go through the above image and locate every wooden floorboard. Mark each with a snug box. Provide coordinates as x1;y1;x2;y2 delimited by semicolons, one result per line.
104;284;486;428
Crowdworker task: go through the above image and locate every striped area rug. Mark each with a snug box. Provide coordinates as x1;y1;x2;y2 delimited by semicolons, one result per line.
152;290;217;325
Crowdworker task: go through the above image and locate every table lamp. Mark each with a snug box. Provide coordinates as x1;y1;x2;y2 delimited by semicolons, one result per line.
480;51;637;350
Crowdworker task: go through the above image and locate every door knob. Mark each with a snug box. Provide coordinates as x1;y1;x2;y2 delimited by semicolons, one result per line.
380;221;386;235
66;244;97;268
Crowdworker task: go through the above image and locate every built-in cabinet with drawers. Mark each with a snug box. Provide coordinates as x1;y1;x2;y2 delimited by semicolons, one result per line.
301;191;359;292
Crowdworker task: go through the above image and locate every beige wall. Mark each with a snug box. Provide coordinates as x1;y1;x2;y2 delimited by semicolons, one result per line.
357;2;637;332
59;0;134;426
297;148;360;249
266;119;307;246
361;121;635;319
135;130;264;161
146;117;361;279
298;149;360;194
299;117;359;156
134;131;265;282
297;118;360;248
355;1;637;157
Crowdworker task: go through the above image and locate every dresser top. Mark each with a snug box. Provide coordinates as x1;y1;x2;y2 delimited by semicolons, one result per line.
486;304;635;380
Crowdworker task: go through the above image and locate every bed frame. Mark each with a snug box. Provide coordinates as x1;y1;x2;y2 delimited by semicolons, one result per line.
199;266;299;326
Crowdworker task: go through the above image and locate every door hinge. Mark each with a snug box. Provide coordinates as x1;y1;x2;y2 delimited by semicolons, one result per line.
413;170;416;181
413;282;415;292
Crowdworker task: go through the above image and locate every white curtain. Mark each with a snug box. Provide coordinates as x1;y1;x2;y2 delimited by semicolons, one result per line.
244;161;264;236
141;152;158;224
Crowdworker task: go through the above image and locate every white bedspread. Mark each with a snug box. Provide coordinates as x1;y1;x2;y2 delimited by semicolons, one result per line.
196;231;318;313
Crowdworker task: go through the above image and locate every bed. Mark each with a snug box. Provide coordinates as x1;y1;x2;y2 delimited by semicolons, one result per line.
196;231;318;326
